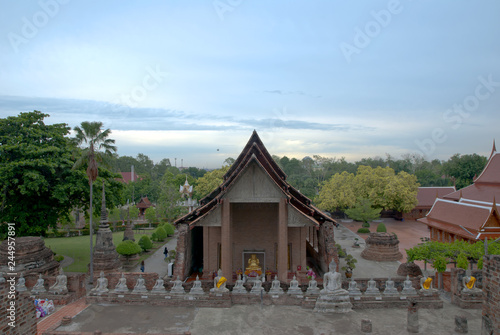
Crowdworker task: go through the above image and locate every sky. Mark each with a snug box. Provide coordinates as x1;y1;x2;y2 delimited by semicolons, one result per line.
1;0;500;169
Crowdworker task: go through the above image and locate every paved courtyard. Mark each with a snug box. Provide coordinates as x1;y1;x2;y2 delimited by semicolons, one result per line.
43;219;486;334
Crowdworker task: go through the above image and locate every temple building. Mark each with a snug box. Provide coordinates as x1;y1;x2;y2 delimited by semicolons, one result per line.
136;196;153;217
418;142;500;242
402;186;456;220
174;131;338;283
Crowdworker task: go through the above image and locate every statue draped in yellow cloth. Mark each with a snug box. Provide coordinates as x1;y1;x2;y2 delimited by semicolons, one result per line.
246;254;261;272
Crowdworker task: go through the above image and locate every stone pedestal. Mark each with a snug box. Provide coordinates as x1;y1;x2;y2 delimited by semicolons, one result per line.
361;319;372;333
361;233;402;261
0;236;59;276
314;291;352;313
123;224;135;241
407;302;419;333
455;315;468;334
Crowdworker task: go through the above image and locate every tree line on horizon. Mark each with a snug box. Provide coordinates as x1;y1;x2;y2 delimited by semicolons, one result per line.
0;111;488;237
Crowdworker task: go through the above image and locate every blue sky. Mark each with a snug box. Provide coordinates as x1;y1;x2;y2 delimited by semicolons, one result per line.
1;0;500;169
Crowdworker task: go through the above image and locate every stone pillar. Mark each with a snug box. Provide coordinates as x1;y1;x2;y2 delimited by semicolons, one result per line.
455;315;468;333
407;301;419;333
221;199;232;284
300;227;307;268
361;319;372;333
278;198;288;282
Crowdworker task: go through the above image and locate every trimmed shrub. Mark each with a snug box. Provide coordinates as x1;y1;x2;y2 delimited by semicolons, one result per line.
54;255;64;262
357;228;370;234
116;240;142;257
151;232;158;241
138;235;153;252
163;223;175;236
362;222;370;228
376;223;387;232
155;227;167;242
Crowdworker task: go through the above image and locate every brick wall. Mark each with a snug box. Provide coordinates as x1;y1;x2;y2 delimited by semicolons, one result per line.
0;283;37;335
482;254;500;334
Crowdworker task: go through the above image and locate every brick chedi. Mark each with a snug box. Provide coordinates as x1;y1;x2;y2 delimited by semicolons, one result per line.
93;183;120;274
361;232;403;262
0;236;59;276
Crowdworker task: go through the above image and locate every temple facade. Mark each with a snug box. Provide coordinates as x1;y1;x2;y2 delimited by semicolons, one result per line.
418;142;500;242
174;131;338;283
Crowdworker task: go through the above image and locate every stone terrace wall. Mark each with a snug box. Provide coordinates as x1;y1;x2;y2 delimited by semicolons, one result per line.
0;283;37;335
482;254;500;335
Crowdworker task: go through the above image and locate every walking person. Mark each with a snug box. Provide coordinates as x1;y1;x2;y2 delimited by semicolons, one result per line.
163;246;169;260
140;260;145;273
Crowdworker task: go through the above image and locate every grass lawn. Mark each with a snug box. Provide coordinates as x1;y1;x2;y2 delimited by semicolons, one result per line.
44;231;167;273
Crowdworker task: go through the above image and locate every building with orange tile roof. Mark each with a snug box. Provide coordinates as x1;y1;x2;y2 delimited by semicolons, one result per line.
418;142;500;242
403;186;456;220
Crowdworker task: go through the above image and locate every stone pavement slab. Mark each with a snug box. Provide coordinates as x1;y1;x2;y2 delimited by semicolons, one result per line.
55;298;482;335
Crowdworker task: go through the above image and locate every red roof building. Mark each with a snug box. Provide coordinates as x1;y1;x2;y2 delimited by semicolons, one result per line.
136;196;153;216
118;171;140;184
174;131;338;282
418;142;500;242
403;186;456;220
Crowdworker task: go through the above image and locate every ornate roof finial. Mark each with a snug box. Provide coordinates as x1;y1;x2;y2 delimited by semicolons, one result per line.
490;139;497;159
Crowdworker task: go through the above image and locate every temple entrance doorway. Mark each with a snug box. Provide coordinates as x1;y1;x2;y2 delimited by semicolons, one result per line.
191;226;203;275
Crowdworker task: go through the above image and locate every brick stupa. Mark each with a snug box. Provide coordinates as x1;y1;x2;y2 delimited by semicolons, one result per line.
361;232;403;261
92;183;120;275
0;236;59;276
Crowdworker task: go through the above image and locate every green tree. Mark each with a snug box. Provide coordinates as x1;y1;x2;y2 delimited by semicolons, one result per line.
345;198;381;224
316;171;356;211
156;172;186;222
154;226;167;241
0;111;85;236
163;222;175;236
144;206;157;228
73;120;117;282
443;153;487;189
116;240;142;262
383;171;419;212
193;165;230;199
138;235;153;252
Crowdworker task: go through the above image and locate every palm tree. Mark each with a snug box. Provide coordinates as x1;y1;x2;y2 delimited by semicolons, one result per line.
73;121;117;283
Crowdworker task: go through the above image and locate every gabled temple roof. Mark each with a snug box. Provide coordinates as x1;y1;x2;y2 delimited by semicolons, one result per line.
414;187;456;209
444;140;500;202
136;196;153;209
419;141;500;240
175;131;336;227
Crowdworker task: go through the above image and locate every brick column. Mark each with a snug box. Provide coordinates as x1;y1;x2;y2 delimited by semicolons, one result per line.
301;226;307;268
278;198;288;282
221;199;232;283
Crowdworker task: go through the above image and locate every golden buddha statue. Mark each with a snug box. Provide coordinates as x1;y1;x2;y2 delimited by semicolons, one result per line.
246;254;261;272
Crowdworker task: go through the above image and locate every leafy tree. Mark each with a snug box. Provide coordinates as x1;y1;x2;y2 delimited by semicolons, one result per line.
316;171;356;211
345;198;381;224
154;226;167;241
73;120;117;281
116;240;142;262
138;235;153;252
144;207;157;228
443;153;487;189
194;165;230;199
0;111;86;236
156;172;186;222
128;206;139;221
163;222;175;236
376;223;387;232
383;171;419;212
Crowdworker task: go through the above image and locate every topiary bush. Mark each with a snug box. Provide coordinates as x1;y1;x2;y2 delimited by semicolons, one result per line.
357;228;370;234
116;240;142;260
155;226;167;242
138;235;153;252
54;255;64;262
362;222;370;228
163;223;175;236
376;222;387;232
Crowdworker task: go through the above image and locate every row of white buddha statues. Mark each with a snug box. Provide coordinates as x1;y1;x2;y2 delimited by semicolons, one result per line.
11;268;68;295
